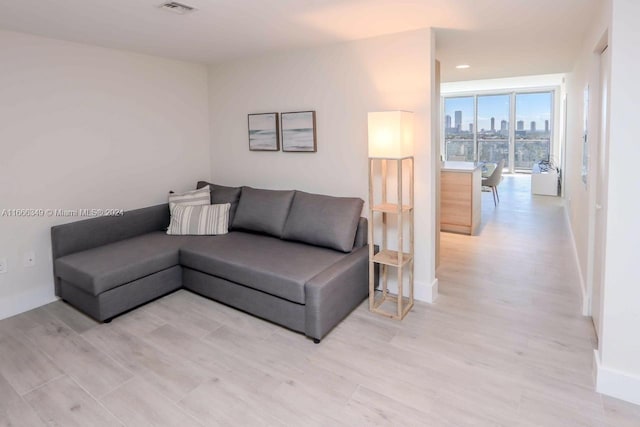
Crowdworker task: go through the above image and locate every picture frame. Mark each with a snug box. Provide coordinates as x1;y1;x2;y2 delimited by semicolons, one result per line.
248;113;279;151
281;111;317;152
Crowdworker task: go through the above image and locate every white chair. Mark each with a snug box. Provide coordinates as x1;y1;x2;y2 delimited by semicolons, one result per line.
482;159;504;206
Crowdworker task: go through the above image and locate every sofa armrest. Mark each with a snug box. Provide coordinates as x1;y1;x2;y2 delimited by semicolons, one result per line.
353;217;368;249
51;203;170;295
304;245;369;340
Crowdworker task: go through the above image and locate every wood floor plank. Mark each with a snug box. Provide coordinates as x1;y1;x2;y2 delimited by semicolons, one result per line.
0;373;45;427
44;301;98;334
101;377;203;427
602;395;640;427
24;376;121;427
177;376;285;427
0;332;63;395
136;292;224;339
82;323;207;403
109;306;167;337
339;385;432;426
24;318;133;398
517;388;605;427
0;306;59;337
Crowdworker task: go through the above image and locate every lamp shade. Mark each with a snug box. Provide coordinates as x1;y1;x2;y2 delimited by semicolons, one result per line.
367;111;414;158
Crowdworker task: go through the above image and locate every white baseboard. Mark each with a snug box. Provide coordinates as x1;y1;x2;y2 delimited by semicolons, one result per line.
0;286;58;321
594;349;640;405
415;278;438;303
563;205;589;315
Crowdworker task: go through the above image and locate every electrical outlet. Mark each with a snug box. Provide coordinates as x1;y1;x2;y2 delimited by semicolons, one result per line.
0;258;7;274
23;251;36;267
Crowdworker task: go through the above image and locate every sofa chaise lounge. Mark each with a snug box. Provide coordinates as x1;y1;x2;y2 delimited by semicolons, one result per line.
51;182;371;342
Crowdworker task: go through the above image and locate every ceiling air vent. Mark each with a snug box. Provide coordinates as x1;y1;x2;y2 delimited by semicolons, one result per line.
159;1;196;14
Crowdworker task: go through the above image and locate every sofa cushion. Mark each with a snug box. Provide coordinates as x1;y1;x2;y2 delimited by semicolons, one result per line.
196;181;242;226
179;232;347;304
232;187;295;238
282;191;364;252
55;231;195;296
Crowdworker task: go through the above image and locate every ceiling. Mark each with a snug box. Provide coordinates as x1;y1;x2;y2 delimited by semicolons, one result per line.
0;0;600;81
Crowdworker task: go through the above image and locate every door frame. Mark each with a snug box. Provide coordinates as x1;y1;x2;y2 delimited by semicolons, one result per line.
586;32;611;341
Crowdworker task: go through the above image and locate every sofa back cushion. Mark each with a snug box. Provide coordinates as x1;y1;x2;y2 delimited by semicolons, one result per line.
282;191;364;252
232;187;295;238
197;181;242;226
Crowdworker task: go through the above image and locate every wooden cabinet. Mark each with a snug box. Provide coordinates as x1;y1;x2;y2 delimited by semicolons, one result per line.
440;163;481;235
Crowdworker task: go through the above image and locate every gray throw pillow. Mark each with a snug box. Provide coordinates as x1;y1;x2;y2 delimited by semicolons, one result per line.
282;191;364;252
232;187;295;238
197;181;242;226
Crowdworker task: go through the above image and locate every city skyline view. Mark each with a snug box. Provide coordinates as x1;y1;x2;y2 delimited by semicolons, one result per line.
445;92;552;132
444;91;553;170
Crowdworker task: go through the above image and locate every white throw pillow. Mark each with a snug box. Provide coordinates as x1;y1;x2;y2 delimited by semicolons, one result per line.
167;203;230;235
168;185;210;213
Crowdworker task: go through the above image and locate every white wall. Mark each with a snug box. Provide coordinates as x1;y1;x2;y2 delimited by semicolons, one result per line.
0;30;211;319
564;0;610;315
566;0;640;405
208;28;438;301
596;0;640;405
441;74;566;94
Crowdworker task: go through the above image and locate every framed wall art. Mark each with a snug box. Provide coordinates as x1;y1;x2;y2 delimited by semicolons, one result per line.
281;111;317;152
248;113;279;151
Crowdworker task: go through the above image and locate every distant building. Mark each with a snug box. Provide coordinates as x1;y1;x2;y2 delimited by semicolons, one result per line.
469;123;474;133
501;120;508;132
446;115;452;130
490;117;495;132
517;120;524;131
545;119;549;133
531;121;536;132
455;110;462;132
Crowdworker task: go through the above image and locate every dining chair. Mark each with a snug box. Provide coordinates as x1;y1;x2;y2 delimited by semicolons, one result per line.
482;159;504;206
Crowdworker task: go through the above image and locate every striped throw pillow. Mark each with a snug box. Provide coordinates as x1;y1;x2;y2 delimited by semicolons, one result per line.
167;203;230;235
168;186;210;213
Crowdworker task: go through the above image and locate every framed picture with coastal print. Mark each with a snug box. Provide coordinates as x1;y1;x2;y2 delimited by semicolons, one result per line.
281;111;317;152
248;113;279;151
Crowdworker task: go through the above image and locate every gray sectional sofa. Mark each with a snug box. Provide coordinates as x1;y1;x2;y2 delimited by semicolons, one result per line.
51;182;371;342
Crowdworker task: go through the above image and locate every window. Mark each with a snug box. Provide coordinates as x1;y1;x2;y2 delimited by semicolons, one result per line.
444;96;474;162
515;92;553;170
478;94;510;167
443;90;555;172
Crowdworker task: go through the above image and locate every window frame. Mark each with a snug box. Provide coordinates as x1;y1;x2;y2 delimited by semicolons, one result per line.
441;86;559;173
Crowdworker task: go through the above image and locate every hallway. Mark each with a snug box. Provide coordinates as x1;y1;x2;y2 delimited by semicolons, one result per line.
436;174;640;425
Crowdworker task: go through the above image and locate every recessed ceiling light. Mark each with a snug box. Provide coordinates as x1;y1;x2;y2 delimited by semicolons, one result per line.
456;64;471;69
159;1;196;14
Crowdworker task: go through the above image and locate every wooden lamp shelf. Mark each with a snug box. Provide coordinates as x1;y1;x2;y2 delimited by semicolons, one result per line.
371;249;413;268
371;203;413;214
368;156;415;320
371;292;413;320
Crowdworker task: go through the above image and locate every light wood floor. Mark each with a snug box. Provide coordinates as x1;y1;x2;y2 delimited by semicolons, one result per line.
2;175;640;426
